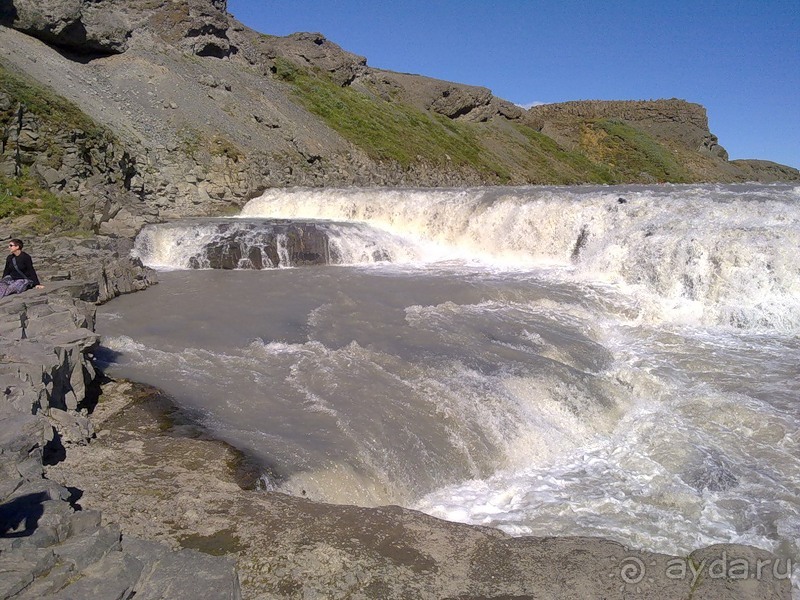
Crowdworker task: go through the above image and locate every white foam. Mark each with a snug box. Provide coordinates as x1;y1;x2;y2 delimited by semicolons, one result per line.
241;185;800;332
414;321;800;566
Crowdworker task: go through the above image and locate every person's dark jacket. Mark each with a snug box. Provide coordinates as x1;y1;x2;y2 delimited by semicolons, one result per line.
3;251;40;286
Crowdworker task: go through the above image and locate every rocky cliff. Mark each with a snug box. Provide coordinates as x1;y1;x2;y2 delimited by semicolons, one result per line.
0;0;797;237
0;283;241;599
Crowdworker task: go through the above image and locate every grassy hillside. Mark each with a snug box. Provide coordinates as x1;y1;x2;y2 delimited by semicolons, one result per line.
0;62;105;138
274;60;714;184
277;61;632;184
579;119;692;182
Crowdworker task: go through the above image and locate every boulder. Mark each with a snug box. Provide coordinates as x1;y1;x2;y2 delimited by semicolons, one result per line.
0;0;133;54
260;32;367;86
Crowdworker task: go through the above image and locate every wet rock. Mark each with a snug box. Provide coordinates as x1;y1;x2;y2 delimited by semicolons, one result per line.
570;224;590;262
682;450;739;492
198;222;332;269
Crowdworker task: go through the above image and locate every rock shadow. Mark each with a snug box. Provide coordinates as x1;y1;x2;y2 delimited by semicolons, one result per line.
42;429;67;465
0;492;47;538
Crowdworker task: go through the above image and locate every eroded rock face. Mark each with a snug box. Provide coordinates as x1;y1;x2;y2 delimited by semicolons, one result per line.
528;99;730;158
258;32;367;86
0;0;239;58
143;0;237;58
360;70;524;122
0;0;133;54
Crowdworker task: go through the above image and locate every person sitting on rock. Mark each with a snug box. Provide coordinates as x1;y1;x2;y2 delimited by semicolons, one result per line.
1;238;44;297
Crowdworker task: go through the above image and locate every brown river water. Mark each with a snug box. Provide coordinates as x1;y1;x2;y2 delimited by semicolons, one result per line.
96;184;800;582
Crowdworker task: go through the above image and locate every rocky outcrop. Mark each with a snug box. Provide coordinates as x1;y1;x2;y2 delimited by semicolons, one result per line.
0;0;238;58
144;0;237;58
729;159;800;183
258;32;367;86
528;98;730;158
359;70;524;122
29;236;158;304
0;0;134;54
0;284;241;599
0;284;98;435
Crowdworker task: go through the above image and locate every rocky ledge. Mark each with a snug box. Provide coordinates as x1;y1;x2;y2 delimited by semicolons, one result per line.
0;276;242;599
0;270;793;599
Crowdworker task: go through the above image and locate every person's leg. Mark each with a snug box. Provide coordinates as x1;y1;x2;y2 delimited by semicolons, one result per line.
5;279;30;295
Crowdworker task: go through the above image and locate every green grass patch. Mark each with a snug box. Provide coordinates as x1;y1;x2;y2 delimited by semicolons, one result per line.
588;119;691;182
282;66;520;179
32;191;82;233
511;125;616;184
0;172;84;234
270;56;301;82
0;175;33;219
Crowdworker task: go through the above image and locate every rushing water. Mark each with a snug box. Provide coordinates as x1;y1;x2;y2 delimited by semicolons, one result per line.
97;184;800;572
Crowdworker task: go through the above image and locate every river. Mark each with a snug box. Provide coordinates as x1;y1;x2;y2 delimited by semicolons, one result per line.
95;183;800;573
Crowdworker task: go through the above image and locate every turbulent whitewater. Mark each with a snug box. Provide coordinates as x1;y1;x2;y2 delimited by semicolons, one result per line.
239;184;800;333
102;184;799;571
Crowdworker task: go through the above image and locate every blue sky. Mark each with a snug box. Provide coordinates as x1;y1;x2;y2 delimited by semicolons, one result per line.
227;0;800;169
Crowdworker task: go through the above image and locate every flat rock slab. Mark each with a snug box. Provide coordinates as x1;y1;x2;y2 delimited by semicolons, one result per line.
133;548;241;600
0;547;56;598
50;550;143;600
